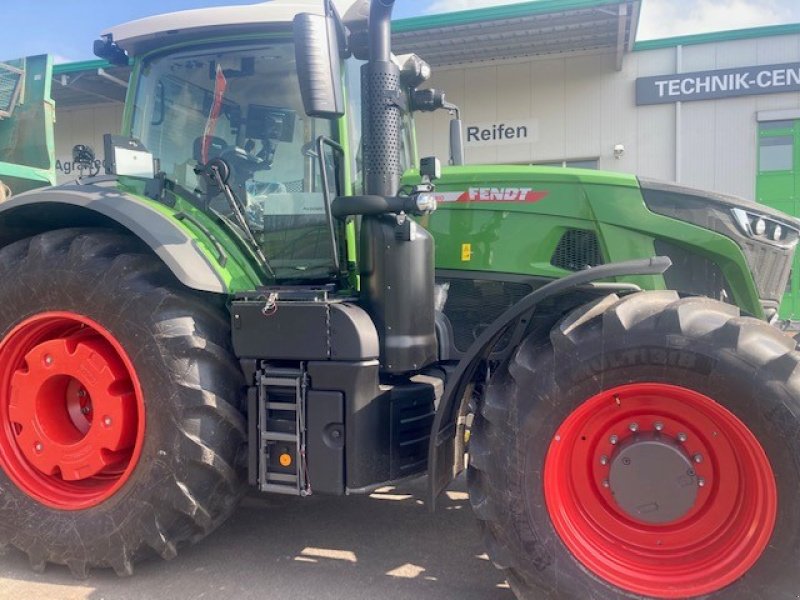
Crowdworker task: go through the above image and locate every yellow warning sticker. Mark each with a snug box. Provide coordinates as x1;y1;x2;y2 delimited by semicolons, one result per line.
461;243;472;262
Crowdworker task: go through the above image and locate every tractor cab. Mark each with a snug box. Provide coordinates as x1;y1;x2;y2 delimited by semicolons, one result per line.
98;0;427;285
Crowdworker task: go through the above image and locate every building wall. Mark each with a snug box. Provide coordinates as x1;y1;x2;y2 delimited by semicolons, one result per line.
415;33;800;199
53;103;124;184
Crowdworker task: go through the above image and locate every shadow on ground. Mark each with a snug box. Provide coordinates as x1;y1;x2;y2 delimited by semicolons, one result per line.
0;475;512;600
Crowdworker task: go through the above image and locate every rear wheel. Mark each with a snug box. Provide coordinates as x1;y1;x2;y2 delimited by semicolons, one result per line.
0;229;246;577
468;291;800;599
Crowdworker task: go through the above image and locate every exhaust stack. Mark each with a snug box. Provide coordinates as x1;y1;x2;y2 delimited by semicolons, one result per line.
362;0;401;197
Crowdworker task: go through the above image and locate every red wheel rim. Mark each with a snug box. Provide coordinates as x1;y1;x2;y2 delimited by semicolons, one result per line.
0;312;145;510
543;383;777;599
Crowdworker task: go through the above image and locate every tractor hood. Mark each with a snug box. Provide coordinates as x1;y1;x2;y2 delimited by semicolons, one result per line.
425;164;800;232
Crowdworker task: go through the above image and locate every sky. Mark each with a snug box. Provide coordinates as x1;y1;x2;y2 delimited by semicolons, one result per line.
1;0;800;63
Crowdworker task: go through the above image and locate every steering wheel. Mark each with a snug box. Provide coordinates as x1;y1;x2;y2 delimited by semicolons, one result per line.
220;145;266;173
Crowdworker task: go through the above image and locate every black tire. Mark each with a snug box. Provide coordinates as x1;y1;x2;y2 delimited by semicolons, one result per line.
468;291;800;599
0;228;246;577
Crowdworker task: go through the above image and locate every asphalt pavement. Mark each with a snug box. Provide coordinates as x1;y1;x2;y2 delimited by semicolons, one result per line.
0;476;512;600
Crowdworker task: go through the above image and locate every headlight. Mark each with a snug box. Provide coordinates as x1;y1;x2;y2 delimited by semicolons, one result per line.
731;208;795;245
641;181;800;249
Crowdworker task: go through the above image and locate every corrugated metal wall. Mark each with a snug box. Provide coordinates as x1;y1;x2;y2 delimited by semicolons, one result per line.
415;33;800;200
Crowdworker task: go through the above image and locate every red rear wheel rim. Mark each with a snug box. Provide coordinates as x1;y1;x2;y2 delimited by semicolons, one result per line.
0;312;145;510
543;383;777;599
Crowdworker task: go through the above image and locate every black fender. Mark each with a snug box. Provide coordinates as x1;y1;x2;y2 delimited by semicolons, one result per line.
427;257;672;507
0;179;227;294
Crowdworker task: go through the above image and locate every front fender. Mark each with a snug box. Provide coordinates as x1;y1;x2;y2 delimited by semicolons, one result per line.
427;257;673;508
2;179;229;294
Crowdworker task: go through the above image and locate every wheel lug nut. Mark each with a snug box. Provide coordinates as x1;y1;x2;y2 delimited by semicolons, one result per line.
44;355;53;366
654;422;664;432
677;432;688;443
698;478;706;487
103;416;112;427
609;435;619;445
693;454;703;464
628;423;639;433
600;455;609;466
34;442;43;453
602;480;610;488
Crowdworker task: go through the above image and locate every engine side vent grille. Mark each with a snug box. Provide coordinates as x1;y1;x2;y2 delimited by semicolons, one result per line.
436;278;533;353
654;239;734;304
551;230;604;272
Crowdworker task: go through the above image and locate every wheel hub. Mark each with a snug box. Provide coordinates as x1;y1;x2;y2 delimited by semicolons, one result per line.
10;336;136;481
608;433;697;524
0;312;145;510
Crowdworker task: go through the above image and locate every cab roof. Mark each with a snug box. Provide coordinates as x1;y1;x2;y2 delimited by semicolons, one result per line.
104;0;348;57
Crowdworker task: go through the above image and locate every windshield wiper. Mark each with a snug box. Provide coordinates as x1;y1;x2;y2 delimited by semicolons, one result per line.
195;158;276;278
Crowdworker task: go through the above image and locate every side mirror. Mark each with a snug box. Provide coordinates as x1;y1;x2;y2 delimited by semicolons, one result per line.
93;36;128;67
293;13;345;119
411;89;447;113
103;134;155;180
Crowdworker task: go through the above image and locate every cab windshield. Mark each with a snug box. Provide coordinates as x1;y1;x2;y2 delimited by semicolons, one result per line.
130;40;338;280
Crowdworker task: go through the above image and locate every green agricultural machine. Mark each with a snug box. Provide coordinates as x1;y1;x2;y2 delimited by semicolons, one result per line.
0;1;799;598
0;55;57;196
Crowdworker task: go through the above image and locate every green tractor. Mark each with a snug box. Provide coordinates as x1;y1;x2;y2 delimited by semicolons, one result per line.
0;1;799;599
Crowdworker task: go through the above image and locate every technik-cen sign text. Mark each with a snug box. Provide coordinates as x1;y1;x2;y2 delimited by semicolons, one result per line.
636;62;800;105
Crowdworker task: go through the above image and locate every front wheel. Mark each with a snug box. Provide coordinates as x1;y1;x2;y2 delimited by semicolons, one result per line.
0;229;246;577
469;291;800;599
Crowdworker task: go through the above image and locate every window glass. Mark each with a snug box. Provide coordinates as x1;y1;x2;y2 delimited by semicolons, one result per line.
532;159;598;169
130;41;339;280
345;58;364;193
759;120;795;132
759;136;793;172
566;159;598;170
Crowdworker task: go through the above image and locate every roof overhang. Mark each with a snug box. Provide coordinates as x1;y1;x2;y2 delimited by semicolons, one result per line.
393;0;641;69
52;60;130;108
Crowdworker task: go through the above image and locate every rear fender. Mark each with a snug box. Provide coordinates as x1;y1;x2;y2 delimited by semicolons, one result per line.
427;257;673;508
0;179;228;293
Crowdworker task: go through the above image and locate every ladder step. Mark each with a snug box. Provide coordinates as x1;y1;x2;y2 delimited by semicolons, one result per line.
267;473;298;483
267;402;297;411
263;377;299;388
262;431;298;442
262;367;304;378
261;483;301;495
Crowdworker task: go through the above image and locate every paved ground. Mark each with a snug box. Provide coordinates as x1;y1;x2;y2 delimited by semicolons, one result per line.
0;476;512;600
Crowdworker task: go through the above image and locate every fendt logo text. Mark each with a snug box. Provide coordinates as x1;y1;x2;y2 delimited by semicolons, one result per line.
436;188;550;203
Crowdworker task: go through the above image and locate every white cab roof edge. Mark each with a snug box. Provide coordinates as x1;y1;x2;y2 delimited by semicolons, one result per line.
104;0;361;56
